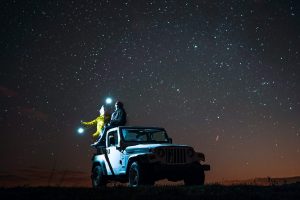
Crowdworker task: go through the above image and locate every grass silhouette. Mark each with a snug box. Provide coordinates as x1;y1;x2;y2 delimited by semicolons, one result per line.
1;183;300;200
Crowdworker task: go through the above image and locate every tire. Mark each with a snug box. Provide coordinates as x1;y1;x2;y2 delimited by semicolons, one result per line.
91;165;106;188
184;163;205;186
128;161;154;187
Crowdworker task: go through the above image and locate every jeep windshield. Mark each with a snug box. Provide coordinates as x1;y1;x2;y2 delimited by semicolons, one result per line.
121;128;169;143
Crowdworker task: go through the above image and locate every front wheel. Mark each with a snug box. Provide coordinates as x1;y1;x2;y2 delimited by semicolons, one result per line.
91;165;106;188
184;163;205;186
128;161;154;187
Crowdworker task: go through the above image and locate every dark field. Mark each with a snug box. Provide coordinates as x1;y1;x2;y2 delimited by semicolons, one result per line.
1;184;300;200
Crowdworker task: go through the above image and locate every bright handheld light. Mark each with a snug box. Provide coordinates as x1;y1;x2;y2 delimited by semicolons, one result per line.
105;97;113;104
77;127;84;134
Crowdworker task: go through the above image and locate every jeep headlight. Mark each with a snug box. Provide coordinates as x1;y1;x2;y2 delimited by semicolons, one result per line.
156;149;165;157
187;148;195;157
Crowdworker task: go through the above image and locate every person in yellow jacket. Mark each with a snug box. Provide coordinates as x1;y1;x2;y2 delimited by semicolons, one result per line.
81;105;110;140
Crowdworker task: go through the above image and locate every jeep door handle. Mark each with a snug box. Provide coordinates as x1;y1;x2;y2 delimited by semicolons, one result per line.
107;149;110;154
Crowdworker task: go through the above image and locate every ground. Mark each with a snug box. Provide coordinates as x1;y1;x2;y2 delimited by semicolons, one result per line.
1;183;300;200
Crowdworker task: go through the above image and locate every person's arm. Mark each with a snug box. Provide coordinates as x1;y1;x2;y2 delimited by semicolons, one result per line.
81;118;97;126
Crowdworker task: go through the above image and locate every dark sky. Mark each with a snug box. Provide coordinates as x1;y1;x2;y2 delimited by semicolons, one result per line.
0;0;299;186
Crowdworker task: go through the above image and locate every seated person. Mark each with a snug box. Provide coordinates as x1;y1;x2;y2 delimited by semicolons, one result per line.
91;101;127;147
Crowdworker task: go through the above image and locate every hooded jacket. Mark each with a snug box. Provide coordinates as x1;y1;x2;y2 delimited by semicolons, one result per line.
110;107;126;126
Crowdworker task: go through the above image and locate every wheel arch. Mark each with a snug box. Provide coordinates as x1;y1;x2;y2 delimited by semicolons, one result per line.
92;160;108;176
125;154;149;175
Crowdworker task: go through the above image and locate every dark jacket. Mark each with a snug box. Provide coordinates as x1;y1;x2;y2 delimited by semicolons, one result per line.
110;108;126;126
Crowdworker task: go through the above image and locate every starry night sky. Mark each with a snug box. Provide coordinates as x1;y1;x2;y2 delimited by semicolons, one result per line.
0;0;299;186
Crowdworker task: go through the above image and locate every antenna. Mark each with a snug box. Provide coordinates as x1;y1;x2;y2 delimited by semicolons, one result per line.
47;156;57;187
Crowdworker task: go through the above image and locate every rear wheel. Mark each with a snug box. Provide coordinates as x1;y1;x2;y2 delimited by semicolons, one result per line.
91;165;106;188
184;163;205;186
128;161;154;187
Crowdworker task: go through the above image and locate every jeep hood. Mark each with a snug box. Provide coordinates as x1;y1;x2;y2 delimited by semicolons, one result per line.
125;143;190;154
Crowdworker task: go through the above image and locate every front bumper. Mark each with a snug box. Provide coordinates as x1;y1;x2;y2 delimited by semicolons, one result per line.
147;162;210;181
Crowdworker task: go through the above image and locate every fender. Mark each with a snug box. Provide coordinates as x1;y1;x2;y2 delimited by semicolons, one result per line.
103;149;115;176
94;148;116;176
129;153;151;162
126;153;152;174
92;160;108;175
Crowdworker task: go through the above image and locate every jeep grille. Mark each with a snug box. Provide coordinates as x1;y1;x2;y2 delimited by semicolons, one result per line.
165;148;186;164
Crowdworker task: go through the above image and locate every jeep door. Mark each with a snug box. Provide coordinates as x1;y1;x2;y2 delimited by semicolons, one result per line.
106;130;126;175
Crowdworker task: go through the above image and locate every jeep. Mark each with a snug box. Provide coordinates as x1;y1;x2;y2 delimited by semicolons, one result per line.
91;126;210;187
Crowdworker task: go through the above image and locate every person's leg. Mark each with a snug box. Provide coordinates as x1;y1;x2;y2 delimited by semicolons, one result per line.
91;125;112;147
98;127;108;146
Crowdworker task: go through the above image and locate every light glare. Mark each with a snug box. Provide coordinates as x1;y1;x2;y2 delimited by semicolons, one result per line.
77;127;84;134
106;97;112;104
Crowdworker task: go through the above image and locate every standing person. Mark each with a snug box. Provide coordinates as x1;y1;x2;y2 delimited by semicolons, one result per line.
81;105;110;141
91;101;127;147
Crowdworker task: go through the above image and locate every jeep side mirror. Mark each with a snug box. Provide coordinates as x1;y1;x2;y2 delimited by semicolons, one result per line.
168;138;173;144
